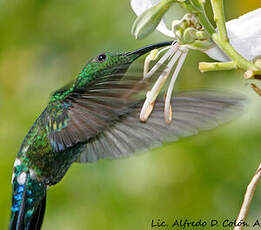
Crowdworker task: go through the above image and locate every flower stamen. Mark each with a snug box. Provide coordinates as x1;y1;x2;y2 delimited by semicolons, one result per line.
143;42;178;79
164;48;188;123
140;44;184;121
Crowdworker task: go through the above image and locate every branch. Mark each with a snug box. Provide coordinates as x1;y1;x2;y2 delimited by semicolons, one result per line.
234;163;261;230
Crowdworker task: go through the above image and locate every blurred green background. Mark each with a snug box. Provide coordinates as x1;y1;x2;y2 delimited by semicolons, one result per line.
0;0;260;229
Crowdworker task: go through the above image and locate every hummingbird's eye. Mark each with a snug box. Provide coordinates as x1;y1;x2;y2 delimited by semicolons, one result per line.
96;53;107;62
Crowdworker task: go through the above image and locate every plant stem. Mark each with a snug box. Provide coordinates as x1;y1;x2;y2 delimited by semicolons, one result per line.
250;83;261;97
210;0;261;75
210;0;227;41
234;163;261;230
199;61;236;72
197;10;215;34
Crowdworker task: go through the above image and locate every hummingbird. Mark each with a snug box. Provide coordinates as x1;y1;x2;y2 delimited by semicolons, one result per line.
9;41;245;230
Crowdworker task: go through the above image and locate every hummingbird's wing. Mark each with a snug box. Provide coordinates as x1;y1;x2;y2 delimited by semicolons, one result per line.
46;68;148;152
76;90;246;163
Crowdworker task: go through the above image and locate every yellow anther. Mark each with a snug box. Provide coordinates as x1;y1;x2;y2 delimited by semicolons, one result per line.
144;49;159;77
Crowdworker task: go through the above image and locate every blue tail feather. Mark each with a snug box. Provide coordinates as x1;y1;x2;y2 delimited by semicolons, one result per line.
27;195;46;230
9;171;46;230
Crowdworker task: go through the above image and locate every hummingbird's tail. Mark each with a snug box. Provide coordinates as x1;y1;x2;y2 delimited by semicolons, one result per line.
9;170;46;230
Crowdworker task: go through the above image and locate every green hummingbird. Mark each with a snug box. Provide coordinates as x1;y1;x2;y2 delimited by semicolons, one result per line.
9;41;245;230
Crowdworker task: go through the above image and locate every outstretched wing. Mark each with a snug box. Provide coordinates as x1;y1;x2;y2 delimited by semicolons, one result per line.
76;90;246;163
45;66;148;152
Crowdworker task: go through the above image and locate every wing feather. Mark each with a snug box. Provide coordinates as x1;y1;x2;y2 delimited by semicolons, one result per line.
76;90;246;163
46;68;148;152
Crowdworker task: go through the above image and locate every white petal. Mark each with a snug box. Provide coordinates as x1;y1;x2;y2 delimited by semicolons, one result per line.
226;8;261;61
204;46;230;62
205;8;261;61
131;0;160;16
159;3;186;37
131;0;174;37
157;18;174;37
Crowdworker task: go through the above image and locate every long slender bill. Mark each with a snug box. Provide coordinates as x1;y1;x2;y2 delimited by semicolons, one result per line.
143;42;178;79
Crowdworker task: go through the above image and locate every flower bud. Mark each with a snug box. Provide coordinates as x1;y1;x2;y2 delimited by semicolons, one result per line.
131;0;175;39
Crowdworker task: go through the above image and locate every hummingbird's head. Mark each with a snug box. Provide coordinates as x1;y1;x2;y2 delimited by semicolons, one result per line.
74;41;173;89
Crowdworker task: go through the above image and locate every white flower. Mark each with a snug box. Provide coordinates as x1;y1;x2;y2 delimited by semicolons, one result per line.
131;0;189;123
131;0;183;38
222;8;261;61
131;0;261;62
131;0;261;122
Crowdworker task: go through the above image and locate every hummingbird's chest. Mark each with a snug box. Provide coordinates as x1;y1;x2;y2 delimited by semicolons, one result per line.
17;116;85;185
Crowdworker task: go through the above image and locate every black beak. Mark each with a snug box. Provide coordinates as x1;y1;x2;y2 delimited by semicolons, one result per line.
126;41;175;58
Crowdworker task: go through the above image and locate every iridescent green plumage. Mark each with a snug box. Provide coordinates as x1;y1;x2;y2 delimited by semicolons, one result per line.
9;41;245;230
